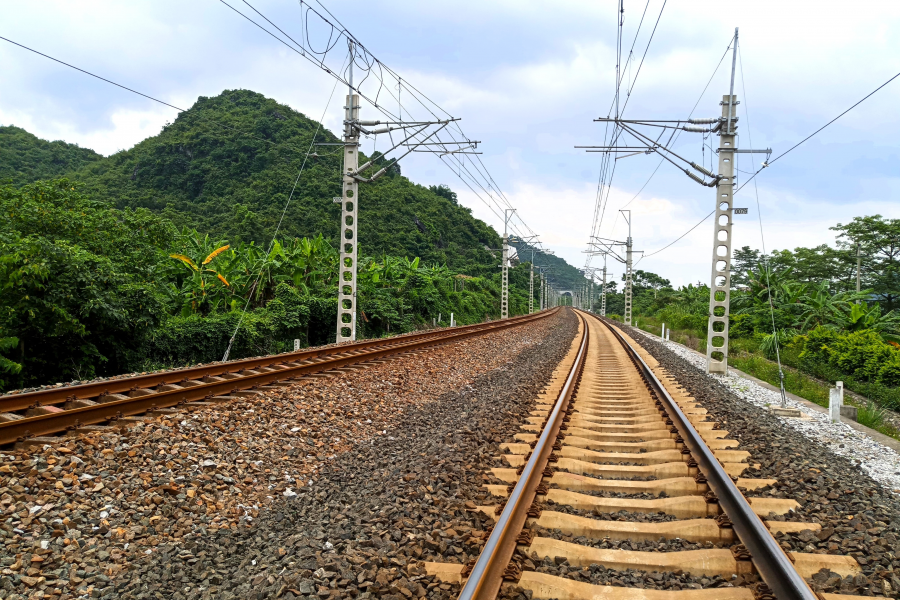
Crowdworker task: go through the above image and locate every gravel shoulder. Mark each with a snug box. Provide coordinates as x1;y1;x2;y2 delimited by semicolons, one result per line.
0;310;576;600
623;324;900;598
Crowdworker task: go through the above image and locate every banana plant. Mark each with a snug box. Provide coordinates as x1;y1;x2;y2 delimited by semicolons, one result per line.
169;233;233;314
843;301;900;339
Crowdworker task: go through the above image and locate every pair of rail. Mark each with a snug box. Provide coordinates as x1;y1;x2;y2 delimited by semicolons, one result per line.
459;310;816;600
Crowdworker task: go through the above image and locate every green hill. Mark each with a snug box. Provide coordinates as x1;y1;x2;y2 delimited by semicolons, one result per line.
62;89;504;276
0;89;591;388
6;89;588;284
0;125;103;185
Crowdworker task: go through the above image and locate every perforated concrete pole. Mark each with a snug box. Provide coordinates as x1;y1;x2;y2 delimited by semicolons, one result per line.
336;90;360;342
501;209;513;319
601;262;607;316
704;92;738;373
529;249;534;314
539;273;544;310
624;236;633;326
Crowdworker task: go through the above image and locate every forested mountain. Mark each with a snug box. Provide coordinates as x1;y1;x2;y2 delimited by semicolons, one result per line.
57;90;509;277
5;89;586;284
510;241;589;291
0;125;103;185
0;90;588;389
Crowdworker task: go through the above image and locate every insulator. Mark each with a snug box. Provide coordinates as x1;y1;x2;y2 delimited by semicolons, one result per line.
357;120;381;126
689;162;717;179
684;169;708;186
688;118;718;124
682;125;710;133
371;127;390;134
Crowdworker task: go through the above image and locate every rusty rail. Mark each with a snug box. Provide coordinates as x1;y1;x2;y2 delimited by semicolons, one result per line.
0;309;557;446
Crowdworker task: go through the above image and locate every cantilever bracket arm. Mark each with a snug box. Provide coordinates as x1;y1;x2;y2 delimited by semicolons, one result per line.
350;122;452;183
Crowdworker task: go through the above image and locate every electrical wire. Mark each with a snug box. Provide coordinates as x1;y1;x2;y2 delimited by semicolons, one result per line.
634;209;713;265
619;0;666;115
737;41;788;406
220;0;547;249
735;68;900;194
0;35;322;155
603;36;733;246
222;63;345;362
585;0;672;267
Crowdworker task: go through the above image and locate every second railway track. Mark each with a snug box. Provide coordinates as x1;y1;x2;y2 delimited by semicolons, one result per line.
428;310;866;600
0;310;555;448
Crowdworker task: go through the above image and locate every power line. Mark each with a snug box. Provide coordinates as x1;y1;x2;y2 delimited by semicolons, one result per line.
223;63;345;361
226;0;546;250
0;35;184;112
634;209;713;265
736;68;900;194
619;0;667;115
0;35;324;154
610;37;734;227
584;0;669;270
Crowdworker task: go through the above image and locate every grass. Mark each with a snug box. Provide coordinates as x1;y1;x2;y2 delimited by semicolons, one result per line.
729;353;830;407
729;352;900;440
630;314;900;441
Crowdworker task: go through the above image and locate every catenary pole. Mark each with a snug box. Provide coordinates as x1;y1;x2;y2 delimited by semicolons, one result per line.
529;248;535;313
622;210;634;326
336;43;360;342
501;209;514;319
705;28;739;373
601;253;608;316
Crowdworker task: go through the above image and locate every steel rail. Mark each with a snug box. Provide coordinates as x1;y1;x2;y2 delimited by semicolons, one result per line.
593;313;817;600
0;311;554;413
458;313;589;600
0;309;557;446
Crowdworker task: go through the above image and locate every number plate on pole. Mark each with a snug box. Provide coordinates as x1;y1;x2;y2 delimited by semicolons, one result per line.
733;208;748;214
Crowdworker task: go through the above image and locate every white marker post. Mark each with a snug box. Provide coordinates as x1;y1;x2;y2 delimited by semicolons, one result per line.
829;381;843;423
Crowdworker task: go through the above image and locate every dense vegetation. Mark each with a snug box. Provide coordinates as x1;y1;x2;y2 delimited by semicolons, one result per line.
0;179;542;390
603;216;900;423
0;125;103;186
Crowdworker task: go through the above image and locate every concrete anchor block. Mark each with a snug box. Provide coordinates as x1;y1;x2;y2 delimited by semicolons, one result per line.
840;405;858;422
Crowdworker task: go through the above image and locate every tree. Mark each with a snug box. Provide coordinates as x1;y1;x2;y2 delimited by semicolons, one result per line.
795;281;854;331
731;246;760;287
0;336;22;389
832;215;900;310
631;270;671;298
428;184;458;205
0;179;173;387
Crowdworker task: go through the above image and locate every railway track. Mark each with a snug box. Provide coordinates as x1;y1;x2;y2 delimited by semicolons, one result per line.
0;309;556;448
425;311;865;600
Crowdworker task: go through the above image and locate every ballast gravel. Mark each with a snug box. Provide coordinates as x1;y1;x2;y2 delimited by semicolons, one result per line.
0;312;572;600
623;325;900;598
108;311;576;600
639;330;900;494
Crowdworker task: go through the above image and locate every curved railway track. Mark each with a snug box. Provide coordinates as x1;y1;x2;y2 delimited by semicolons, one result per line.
0;309;556;448
425;310;864;600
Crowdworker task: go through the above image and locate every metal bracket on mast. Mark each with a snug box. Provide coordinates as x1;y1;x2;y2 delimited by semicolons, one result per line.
335;46;464;343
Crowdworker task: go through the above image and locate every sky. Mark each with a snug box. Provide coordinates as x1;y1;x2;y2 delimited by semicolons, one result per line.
2;0;899;287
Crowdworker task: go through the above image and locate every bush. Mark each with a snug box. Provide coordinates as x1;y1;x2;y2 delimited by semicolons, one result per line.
728;314;754;339
878;354;900;387
146;283;311;366
829;330;893;381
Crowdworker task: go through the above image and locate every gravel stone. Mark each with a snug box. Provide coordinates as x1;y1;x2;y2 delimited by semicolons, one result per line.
0;313;572;600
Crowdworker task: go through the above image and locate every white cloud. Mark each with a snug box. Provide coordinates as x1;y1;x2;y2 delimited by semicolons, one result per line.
3;0;900;291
